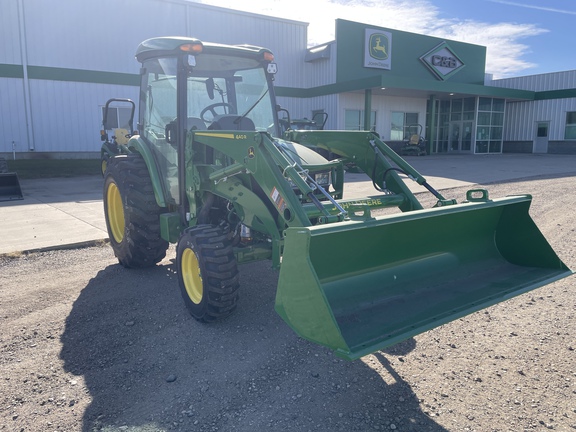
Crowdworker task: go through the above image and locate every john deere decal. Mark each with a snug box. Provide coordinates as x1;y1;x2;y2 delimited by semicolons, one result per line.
364;29;392;70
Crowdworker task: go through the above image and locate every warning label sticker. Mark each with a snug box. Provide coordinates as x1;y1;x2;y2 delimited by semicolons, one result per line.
270;187;287;212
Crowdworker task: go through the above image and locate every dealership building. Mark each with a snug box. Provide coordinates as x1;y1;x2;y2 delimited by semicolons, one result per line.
2;0;576;158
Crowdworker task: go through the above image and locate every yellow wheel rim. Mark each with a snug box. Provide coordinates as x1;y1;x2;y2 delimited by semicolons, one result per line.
106;182;125;243
182;248;203;304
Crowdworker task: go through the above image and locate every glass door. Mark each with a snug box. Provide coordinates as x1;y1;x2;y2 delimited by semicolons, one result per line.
449;121;473;153
462;121;473;151
449;122;460;151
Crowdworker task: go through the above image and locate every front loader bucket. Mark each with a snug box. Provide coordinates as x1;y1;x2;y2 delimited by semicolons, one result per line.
0;173;24;201
275;195;572;360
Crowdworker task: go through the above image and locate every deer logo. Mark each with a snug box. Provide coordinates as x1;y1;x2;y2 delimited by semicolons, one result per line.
370;34;389;60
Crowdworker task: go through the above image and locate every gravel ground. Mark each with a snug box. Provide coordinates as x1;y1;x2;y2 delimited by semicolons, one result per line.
1;175;575;432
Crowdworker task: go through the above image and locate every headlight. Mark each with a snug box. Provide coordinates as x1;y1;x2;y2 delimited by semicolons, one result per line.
314;171;331;186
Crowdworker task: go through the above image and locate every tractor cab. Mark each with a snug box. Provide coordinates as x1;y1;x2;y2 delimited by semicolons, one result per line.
127;37;342;210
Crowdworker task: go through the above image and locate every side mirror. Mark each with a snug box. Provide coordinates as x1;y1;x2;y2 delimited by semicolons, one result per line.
165;121;177;145
206;78;215;100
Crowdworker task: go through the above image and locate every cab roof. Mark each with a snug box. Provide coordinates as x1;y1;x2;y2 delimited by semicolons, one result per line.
135;36;273;63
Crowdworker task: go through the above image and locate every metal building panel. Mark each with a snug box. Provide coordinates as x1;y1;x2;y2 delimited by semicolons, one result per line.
184;7;308;87
21;0;188;72
302;43;337;87
493;70;576;91
28;80;138;153
504;98;576;141
276;94;339;130
0;0;22;64
7;0;310;155
0;78;28;153
19;0;308;83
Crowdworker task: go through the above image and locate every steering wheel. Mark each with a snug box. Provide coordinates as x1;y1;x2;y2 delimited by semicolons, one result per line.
200;103;234;122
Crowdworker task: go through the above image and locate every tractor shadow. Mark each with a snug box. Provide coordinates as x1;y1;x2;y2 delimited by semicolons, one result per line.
60;255;447;431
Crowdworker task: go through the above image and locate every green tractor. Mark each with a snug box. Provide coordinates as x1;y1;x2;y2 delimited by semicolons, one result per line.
100;37;571;360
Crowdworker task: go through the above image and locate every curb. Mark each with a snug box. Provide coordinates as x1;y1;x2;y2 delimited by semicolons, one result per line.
0;238;109;259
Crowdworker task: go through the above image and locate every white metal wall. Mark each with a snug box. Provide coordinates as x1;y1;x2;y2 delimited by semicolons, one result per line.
491;70;576;91
1;0;21;64
504;98;576;141
0;78;28;153
275;42;338;130
0;0;309;155
491;71;576;141
338;93;427;140
277;94;339;130
301;43;337;87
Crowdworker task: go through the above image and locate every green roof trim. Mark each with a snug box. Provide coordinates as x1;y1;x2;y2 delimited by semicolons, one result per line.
0;64;24;79
276;75;382;98
3;63;575;103
535;88;576;100
276;75;536;100
27;66;139;86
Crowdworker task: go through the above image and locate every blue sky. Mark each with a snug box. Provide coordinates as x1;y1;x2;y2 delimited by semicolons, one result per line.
194;0;576;79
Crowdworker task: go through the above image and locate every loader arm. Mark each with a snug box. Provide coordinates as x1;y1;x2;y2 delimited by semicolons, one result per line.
285;130;456;210
190;131;324;227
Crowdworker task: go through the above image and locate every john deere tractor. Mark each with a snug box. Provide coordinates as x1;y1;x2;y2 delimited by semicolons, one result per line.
100;37;571;360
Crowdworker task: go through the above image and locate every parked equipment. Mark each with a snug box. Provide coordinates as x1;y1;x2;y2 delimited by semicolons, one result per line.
100;37;572;360
279;110;332;159
279;111;328;134
99;98;136;175
0;158;23;201
400;124;427;156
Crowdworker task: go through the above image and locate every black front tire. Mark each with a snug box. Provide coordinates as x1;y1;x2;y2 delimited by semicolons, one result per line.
103;154;168;268
177;225;240;322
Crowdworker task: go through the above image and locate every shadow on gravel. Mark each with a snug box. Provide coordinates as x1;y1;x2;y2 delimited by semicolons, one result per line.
60;258;447;432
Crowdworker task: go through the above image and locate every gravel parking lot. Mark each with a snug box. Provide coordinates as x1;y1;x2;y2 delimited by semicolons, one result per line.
1;174;575;432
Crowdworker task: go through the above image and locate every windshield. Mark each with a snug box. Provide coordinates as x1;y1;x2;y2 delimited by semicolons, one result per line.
187;67;276;135
141;56;277;139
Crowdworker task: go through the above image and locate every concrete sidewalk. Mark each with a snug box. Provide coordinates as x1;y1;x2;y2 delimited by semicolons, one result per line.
0;176;106;255
1;153;575;255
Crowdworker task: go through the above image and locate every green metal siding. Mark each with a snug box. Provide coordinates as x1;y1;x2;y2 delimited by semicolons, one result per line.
335;19;487;85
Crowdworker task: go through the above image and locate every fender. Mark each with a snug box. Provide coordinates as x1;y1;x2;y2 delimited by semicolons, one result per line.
125;135;168;208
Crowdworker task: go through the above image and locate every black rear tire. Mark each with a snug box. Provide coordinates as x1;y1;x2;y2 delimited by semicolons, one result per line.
101;154;109;177
103;154;168;268
177;225;240;322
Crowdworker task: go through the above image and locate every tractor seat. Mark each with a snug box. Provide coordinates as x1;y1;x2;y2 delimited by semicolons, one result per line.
409;134;420;145
208;115;255;131
187;117;207;131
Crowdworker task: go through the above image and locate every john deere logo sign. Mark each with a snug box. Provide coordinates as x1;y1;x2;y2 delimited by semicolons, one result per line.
420;42;465;80
364;29;392;70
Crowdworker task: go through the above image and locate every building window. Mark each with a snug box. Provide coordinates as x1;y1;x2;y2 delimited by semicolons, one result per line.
565;112;576;139
537;123;549;137
391;112;418;141
345;109;376;131
475;97;504;154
